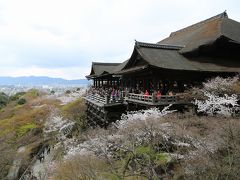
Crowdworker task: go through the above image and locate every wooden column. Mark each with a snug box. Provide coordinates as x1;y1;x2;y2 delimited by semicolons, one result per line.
131;78;134;89
143;79;146;91
98;79;100;87
119;79;122;88
153;78;156;91
117;79;119;87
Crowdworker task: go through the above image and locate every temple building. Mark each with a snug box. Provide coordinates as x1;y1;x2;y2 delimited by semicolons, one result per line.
85;12;240;126
86;62;121;88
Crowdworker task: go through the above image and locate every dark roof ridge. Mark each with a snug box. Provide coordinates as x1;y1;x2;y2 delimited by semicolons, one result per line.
170;11;228;37
136;41;184;50
92;62;121;66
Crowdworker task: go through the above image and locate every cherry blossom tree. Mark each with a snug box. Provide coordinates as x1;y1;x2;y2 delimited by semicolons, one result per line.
194;76;240;117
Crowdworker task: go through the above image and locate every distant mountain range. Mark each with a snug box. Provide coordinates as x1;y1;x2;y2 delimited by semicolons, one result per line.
0;76;90;86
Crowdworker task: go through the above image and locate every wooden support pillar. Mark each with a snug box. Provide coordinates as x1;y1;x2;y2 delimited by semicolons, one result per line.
152;93;156;103
120;91;123;99
131;78;133;89
117;79;119;87
157;80;160;90
101;79;103;87
104;111;108;123
105;94;109;104
143;79;146;90
120;79;122;88
122;79;124;88
98;79;100;87
178;81;184;92
153;78;156;90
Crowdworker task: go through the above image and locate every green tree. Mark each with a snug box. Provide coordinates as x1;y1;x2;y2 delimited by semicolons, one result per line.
9;92;26;101
17;98;27;105
65;90;71;94
0;92;9;108
61;98;86;131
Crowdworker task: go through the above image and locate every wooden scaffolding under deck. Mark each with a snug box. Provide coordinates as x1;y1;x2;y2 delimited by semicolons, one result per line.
84;92;191;126
84;94;126;127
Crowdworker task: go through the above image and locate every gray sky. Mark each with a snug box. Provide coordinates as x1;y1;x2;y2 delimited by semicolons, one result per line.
0;0;239;79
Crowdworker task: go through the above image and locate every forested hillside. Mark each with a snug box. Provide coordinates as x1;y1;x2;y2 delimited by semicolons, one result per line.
1;77;240;179
0;87;86;179
50;76;240;179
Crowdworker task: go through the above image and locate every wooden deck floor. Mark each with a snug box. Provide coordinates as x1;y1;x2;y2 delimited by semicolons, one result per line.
84;93;191;126
84;93;189;107
84;94;124;107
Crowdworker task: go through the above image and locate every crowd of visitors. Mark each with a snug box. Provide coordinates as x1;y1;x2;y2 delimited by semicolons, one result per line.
87;87;124;102
87;85;180;103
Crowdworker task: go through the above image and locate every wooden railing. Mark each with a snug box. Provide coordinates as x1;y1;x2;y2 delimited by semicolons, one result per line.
86;94;106;104
85;93;124;105
85;92;186;106
127;93;182;104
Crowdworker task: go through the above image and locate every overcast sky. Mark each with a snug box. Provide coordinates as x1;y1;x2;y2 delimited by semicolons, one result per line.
0;0;239;79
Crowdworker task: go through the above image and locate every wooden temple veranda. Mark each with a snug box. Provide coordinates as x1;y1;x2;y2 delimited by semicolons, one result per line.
84;12;240;126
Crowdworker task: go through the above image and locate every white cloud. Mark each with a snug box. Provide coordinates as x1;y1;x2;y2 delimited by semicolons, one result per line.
0;0;239;79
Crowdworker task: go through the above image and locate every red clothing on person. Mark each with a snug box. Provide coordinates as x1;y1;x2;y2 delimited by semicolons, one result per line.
157;91;161;100
144;90;149;96
144;90;149;100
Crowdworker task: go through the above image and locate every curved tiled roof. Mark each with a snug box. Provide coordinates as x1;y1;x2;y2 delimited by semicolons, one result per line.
158;12;240;54
136;41;184;50
87;62;120;78
118;41;240;74
87;12;240;78
137;45;240;72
